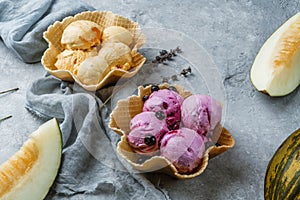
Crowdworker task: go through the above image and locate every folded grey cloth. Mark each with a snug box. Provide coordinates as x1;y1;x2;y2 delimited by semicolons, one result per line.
0;0;94;63
26;74;169;200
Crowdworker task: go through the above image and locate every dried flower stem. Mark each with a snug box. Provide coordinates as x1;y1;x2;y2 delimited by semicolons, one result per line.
180;66;192;77
0;115;12;122
0;88;19;95
162;66;192;83
153;46;182;63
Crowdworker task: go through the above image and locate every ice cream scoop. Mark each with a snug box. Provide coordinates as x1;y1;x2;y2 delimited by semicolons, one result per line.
127;112;169;155
143;89;184;130
181;94;222;137
98;42;132;70
160;128;205;174
102;26;133;46
55;48;98;72
76;55;109;85
61;20;101;50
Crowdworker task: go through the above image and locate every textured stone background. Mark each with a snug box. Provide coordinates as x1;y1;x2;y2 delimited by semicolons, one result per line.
0;0;300;199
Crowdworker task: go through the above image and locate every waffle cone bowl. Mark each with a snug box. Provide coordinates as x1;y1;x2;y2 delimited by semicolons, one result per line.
42;11;146;91
109;83;235;179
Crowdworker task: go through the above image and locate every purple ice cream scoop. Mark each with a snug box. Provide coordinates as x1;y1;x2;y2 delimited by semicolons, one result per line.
127;112;169;155
160;128;205;174
181;94;222;137
143;89;184;130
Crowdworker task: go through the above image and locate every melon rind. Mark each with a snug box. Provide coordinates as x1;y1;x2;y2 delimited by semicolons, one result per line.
264;128;300;200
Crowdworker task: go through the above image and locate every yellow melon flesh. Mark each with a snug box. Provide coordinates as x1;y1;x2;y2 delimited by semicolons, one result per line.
250;12;300;96
0;118;62;200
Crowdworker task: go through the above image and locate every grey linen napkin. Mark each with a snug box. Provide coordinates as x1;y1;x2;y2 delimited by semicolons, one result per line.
0;0;94;63
25;74;170;200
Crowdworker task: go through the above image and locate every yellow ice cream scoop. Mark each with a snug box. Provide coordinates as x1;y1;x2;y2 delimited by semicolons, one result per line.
98;42;132;70
55;48;98;72
61;20;102;50
76;56;109;85
102;26;133;46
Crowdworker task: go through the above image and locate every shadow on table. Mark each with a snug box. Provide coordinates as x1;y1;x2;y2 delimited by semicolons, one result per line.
144;140;262;200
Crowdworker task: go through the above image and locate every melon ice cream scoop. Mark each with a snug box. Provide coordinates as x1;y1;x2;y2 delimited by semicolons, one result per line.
181;94;222;137
143;89;184;130
54;48;98;72
160;127;205;174
102;26;133;46
127;112;169;155
61;20;101;50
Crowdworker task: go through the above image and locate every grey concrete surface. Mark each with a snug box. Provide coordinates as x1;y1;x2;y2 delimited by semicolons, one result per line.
0;0;300;199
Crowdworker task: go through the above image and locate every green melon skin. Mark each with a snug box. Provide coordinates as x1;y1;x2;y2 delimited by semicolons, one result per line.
265;128;300;200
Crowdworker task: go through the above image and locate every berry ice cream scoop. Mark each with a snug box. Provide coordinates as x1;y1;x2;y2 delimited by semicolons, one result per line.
160;128;205;174
181;94;222;137
127;112;169;155
143;89;184;130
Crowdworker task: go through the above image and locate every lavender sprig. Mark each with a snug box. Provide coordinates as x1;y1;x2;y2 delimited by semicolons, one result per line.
162;66;192;83
180;66;192;77
153;46;182;63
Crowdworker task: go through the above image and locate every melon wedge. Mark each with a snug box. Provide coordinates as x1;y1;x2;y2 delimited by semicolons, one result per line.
0;118;62;200
250;12;300;96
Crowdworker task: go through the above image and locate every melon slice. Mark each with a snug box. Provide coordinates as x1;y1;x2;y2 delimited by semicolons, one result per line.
0;118;62;200
250;12;300;96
